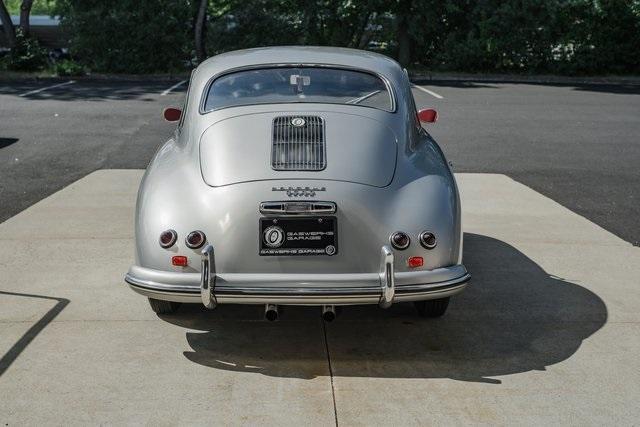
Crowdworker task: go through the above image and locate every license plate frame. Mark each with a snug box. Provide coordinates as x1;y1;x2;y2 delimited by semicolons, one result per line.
259;216;338;256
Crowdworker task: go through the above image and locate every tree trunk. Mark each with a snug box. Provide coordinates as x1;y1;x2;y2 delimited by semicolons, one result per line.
0;0;16;47
195;0;207;63
396;10;411;67
352;12;373;48
305;5;319;45
20;0;34;36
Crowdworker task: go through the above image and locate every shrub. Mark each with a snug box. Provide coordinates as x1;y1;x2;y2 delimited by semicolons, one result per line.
7;29;48;71
52;58;86;76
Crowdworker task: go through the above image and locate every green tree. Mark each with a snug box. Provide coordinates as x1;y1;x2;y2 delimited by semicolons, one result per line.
47;0;640;75
19;0;34;35
573;0;640;73
54;0;192;73
0;0;16;47
204;0;389;55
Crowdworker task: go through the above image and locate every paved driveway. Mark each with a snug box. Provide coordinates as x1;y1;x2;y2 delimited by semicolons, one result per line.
0;170;638;424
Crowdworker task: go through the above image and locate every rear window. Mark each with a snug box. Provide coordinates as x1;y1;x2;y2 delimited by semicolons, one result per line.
203;67;393;112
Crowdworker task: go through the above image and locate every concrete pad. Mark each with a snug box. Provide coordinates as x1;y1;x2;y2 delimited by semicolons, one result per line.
1;170;639;425
329;174;640;426
0;170;334;425
1;319;332;425
0;169;138;240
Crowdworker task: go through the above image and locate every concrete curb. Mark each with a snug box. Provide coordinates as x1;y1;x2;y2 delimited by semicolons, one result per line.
2;71;640;86
410;72;640;86
0;72;189;83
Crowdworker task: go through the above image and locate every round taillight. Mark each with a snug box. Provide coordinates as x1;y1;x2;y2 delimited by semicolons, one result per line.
159;229;177;248
390;231;410;250
185;230;206;249
419;231;437;249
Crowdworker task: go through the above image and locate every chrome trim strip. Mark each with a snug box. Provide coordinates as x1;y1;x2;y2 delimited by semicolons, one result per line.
127;280;469;305
259;201;336;215
126;272;470;296
215;283;469;301
125;274;200;293
214;276;469;296
200;244;216;309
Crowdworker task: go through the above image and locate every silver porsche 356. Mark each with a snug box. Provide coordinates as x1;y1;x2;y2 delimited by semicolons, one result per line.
125;46;470;321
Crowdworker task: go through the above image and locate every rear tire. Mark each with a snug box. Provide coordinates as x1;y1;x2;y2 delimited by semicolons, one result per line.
148;298;181;314
414;297;450;318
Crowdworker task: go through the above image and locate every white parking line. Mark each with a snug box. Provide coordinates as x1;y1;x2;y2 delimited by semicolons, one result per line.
19;80;76;97
161;80;187;96
412;84;444;99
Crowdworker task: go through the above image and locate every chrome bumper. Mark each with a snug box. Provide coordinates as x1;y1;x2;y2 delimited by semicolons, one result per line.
125;245;470;307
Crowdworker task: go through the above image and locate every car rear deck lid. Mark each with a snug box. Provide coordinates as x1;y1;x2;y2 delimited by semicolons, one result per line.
199;111;397;187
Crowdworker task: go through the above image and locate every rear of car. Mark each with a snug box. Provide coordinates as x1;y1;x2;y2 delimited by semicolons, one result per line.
125;47;469;320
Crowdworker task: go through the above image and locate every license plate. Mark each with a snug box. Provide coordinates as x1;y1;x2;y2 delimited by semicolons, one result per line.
259;217;337;256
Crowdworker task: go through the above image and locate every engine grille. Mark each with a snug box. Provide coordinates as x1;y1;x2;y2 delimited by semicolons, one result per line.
272;116;326;171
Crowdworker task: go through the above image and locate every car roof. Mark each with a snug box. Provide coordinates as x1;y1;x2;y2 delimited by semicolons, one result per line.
194;46;403;82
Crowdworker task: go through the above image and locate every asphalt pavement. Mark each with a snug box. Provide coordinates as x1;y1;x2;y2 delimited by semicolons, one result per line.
1;78;638;245
412;80;640;246
1;77;640;424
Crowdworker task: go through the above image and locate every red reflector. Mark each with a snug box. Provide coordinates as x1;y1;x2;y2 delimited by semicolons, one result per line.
407;256;424;268
172;255;188;267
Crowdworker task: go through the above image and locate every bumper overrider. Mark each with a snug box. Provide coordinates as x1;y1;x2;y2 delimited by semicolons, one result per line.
124;245;470;307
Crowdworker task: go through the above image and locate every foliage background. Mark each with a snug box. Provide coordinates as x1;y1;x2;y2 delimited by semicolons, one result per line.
5;0;57;15
7;0;640;75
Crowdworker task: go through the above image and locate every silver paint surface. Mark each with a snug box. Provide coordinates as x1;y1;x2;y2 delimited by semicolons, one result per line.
129;46;465;303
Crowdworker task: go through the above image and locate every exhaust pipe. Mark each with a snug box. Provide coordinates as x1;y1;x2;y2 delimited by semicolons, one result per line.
322;305;336;322
264;304;279;321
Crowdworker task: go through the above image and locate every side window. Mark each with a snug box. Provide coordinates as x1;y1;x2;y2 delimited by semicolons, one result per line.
177;72;193;131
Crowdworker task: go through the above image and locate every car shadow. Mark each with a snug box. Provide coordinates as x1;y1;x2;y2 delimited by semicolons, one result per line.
160;233;607;383
0;138;18;149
